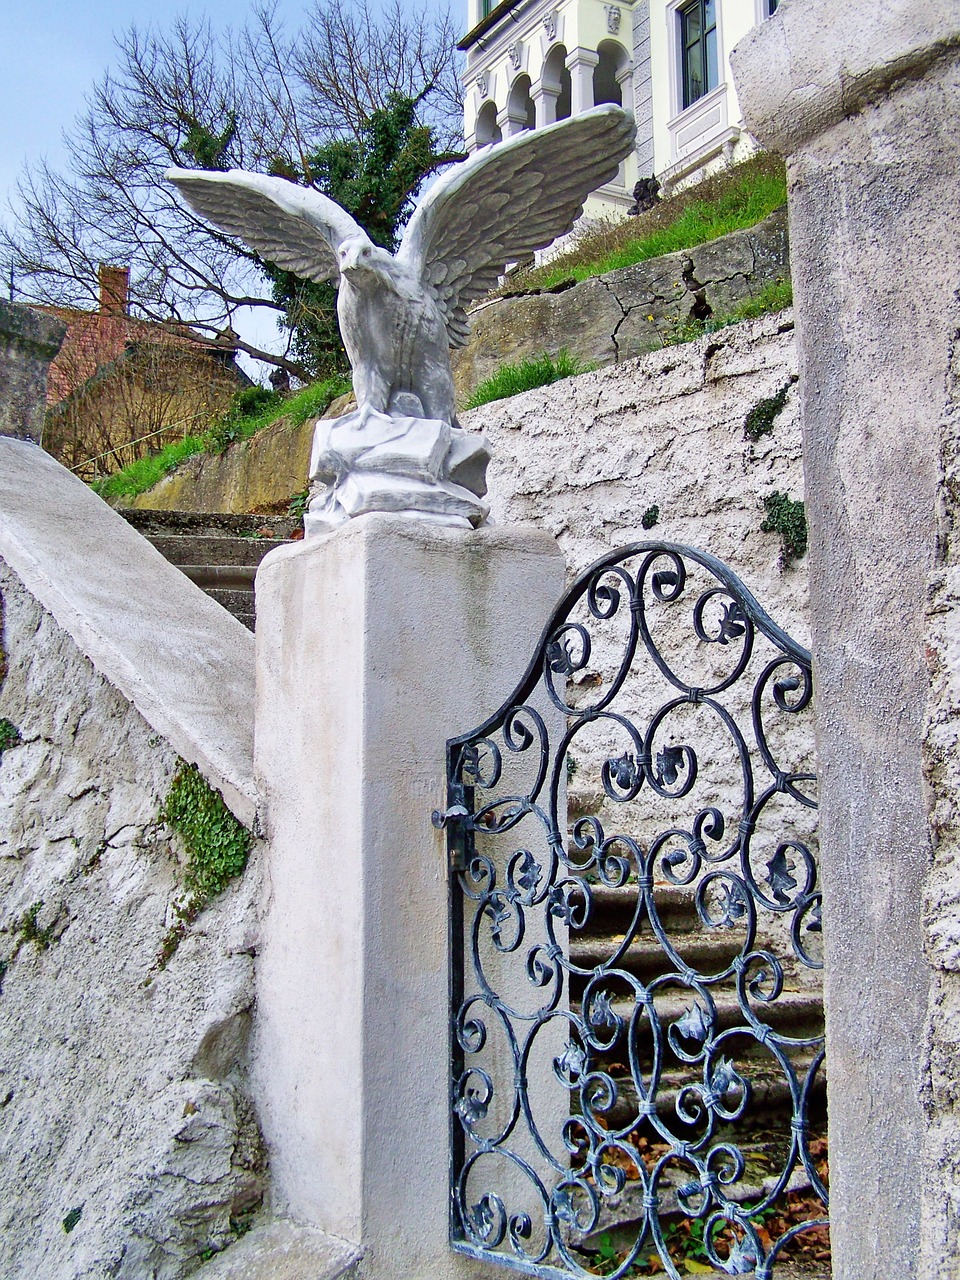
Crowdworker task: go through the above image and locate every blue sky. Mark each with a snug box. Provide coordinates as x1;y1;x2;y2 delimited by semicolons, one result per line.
1;0;452;370
1;0;295;215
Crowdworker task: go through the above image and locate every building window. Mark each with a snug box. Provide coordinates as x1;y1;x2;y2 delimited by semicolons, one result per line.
481;0;494;16
766;0;779;12
679;0;718;110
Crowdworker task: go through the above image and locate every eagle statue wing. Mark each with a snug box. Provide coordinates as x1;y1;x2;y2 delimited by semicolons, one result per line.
166;168;364;284
396;105;637;347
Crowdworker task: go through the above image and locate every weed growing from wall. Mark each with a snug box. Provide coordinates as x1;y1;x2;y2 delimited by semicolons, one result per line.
641;505;660;530
745;378;796;442
0;719;19;756
157;764;252;968
761;491;808;562
466;350;594;410
162;764;251;909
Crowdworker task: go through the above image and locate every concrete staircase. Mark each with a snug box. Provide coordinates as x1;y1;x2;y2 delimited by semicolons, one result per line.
571;881;826;1129
569;879;829;1268
120;509;299;631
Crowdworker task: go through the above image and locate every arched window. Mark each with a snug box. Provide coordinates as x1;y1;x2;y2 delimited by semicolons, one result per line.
507;74;536;132
594;39;630;107
475;100;502;146
542;44;572;122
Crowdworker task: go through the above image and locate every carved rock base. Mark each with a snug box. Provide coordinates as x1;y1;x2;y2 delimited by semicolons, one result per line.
304;406;490;538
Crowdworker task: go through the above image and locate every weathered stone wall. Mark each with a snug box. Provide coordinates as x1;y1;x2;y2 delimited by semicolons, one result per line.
0;562;263;1279
451;206;789;405
472;308;804;622
922;302;960;1274
470;311;815;975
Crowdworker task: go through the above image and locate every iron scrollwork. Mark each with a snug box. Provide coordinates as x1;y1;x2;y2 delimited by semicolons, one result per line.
435;542;827;1279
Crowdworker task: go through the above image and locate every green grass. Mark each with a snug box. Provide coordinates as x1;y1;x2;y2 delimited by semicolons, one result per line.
91;374;351;502
465;350;594;410
505;152;787;295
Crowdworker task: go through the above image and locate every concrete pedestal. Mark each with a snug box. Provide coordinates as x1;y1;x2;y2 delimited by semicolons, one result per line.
252;513;565;1279
732;4;960;1277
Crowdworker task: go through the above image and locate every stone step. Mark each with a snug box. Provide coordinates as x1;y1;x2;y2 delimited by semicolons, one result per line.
205;587;258;616
147;535;288;568
194;1218;360;1280
579;882;707;932
585;986;824;1038
119;508;299;539
569;932;750;986
592;1044;826;1128
181;564;259;590
117;508;296;630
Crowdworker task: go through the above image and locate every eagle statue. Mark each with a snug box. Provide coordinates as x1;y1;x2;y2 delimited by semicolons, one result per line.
168;104;636;534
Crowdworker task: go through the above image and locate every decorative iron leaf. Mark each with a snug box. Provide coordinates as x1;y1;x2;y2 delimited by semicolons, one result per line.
456;1088;489;1126
716;602;746;645
590;990;619;1029
485;895;511;945
548;884;575;924
607;752;639;790
715;882;747;927
470;1195;495;1237
546;636;576;676
766;847;799;906
710;1056;738;1098
461;745;481;781
675;1003;711;1044
553;1186;577;1226
724;1235;759;1274
806;899;823;933
657;745;686;787
515;850;542;895
555;1041;587;1083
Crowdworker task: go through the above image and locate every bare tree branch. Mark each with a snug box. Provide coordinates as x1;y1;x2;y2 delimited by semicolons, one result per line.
0;1;464;377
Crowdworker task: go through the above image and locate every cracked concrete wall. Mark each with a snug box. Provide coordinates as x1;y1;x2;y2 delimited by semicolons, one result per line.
451;206;788;404
0;561;264;1280
0;299;65;443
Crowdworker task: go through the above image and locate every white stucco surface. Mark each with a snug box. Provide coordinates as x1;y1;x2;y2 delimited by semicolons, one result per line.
734;2;960;1276
0;563;264;1278
252;514;566;1279
0;438;256;825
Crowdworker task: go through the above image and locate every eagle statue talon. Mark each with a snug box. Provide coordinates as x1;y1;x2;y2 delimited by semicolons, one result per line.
167;105;636;535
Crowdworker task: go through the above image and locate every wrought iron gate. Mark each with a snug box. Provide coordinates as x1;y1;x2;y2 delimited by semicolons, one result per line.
434;543;827;1279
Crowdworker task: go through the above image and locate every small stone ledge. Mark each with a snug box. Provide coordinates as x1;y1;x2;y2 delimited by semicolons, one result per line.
195;1220;361;1280
731;0;960;154
0;437;256;825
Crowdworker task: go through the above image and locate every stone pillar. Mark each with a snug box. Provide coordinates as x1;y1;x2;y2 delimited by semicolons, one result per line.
0;299;65;444
531;78;559;128
253;513;566;1280
631;0;655;175
731;4;960;1278
497;103;528;138
565;48;599;115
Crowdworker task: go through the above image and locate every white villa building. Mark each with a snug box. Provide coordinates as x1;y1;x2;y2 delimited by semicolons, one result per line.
459;0;781;212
